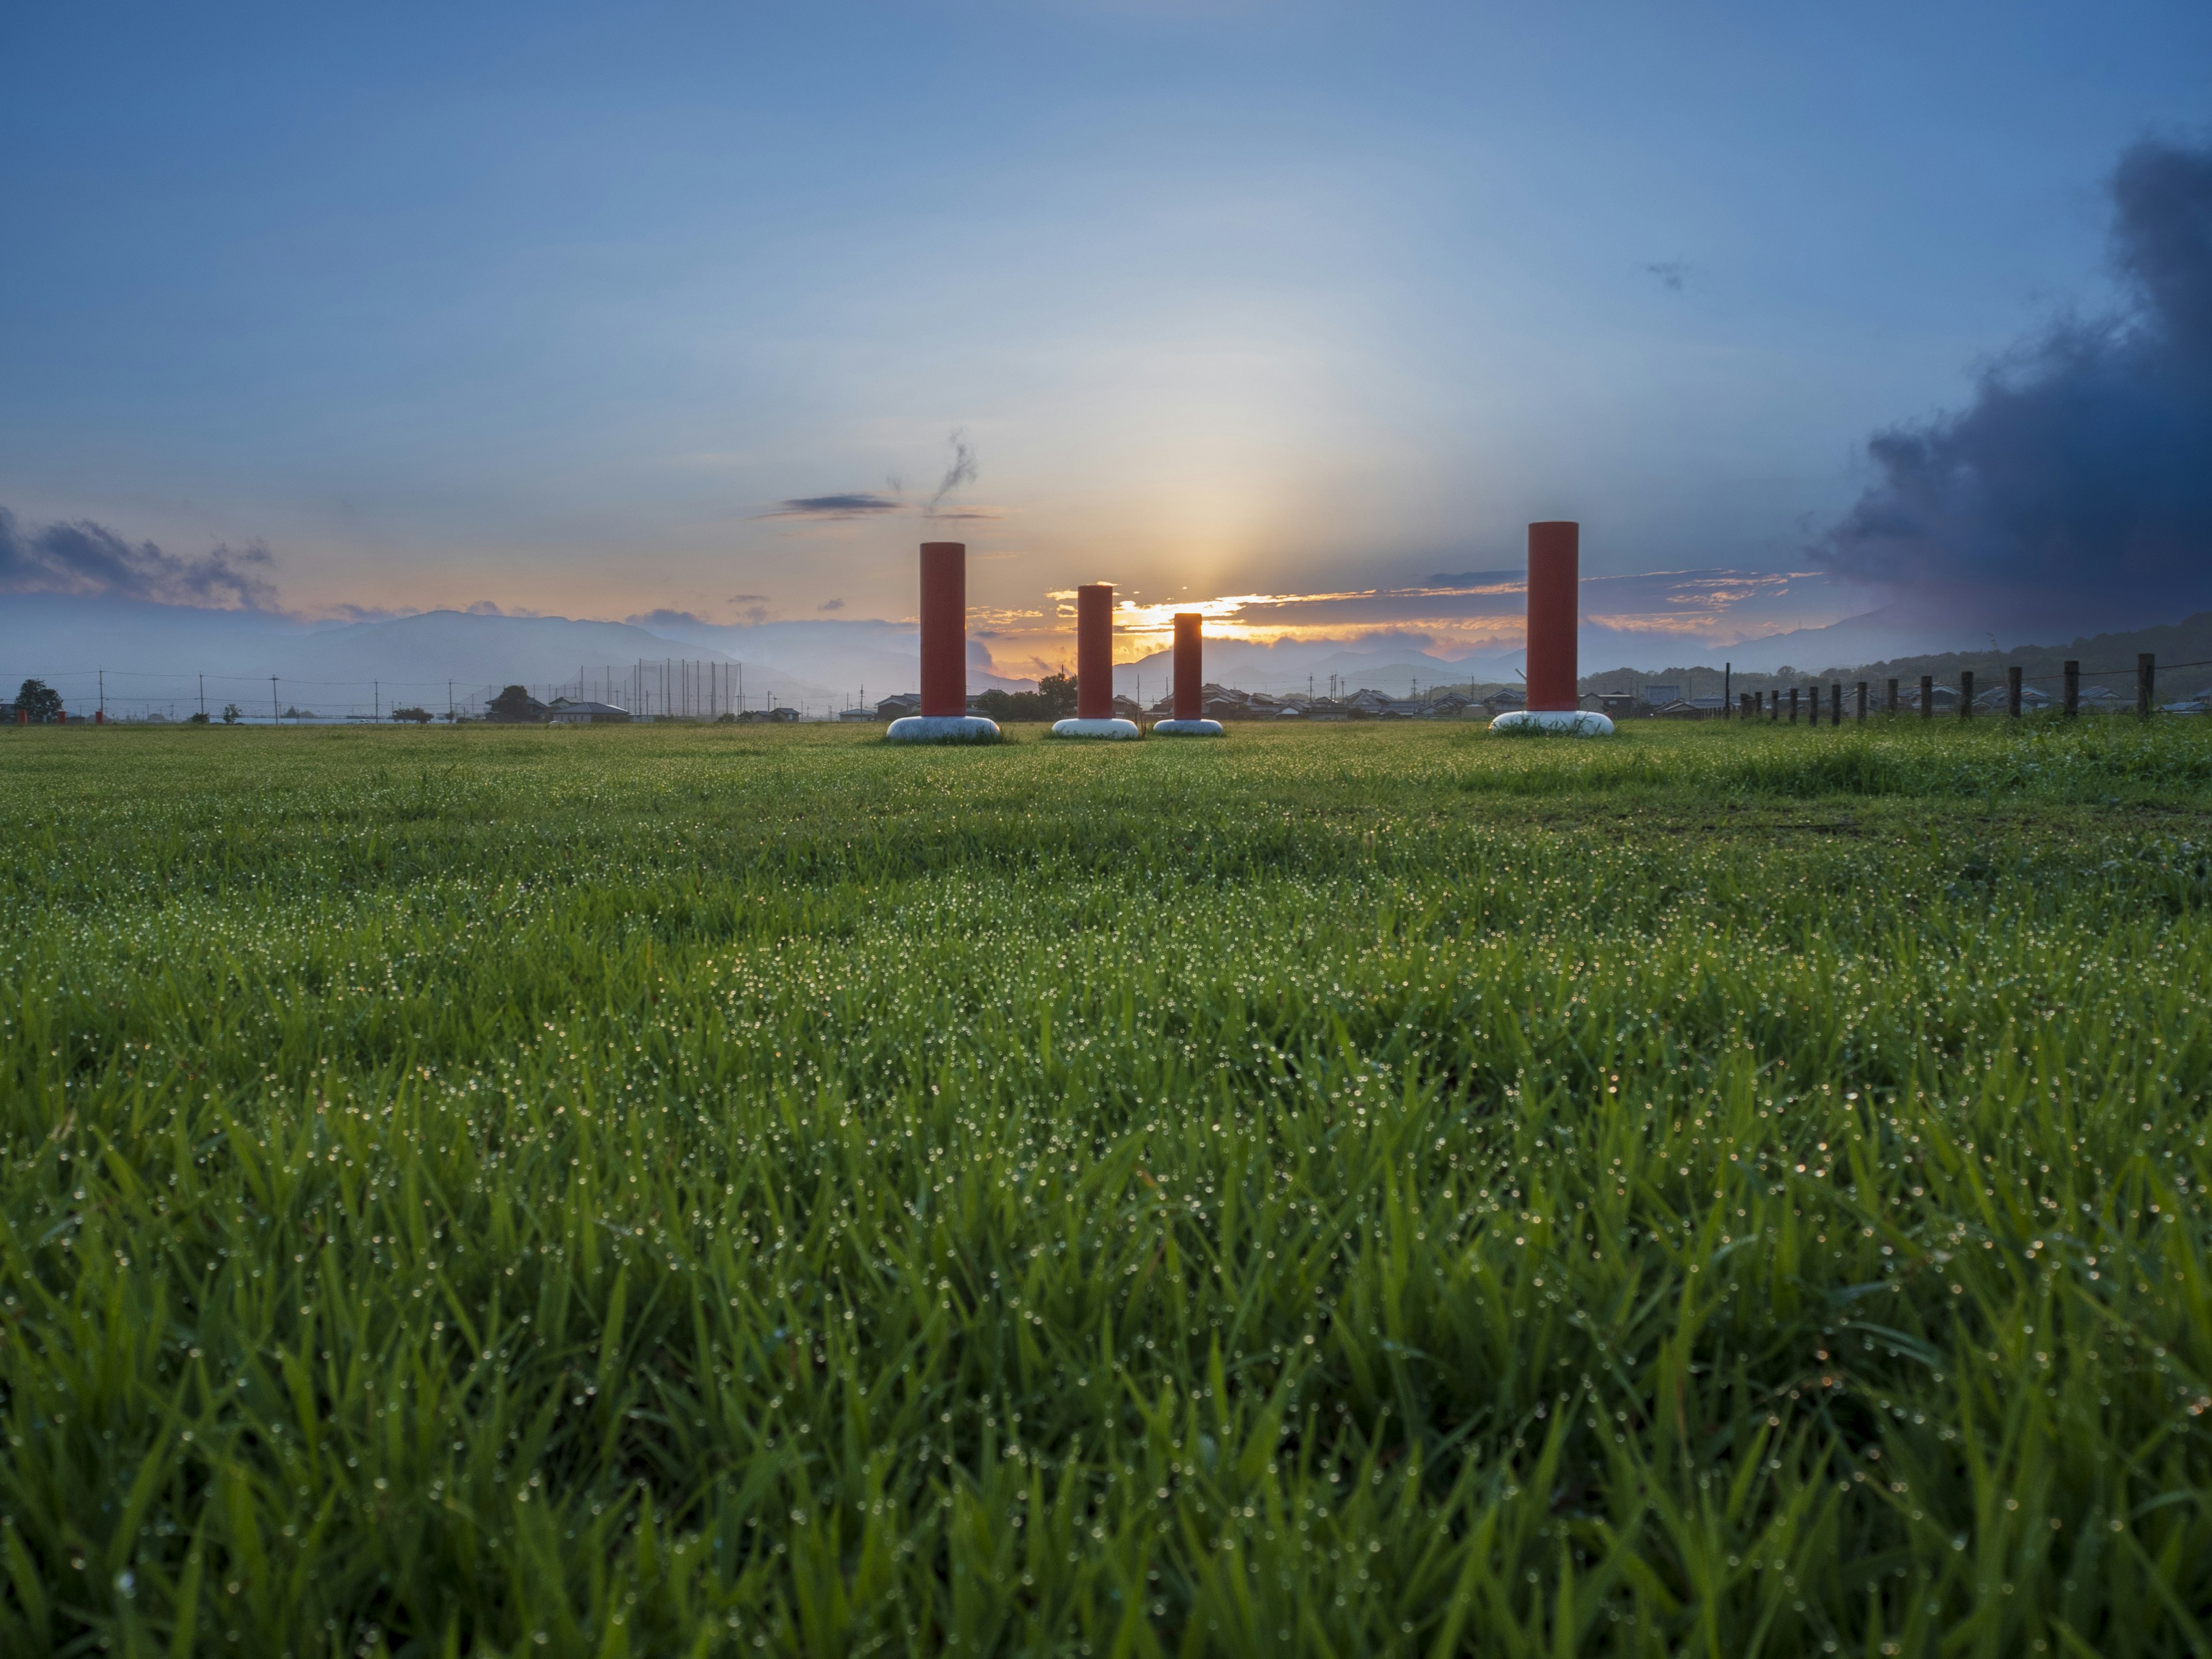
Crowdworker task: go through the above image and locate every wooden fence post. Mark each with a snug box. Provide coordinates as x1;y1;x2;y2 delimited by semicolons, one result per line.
2138;653;2155;719
1920;675;1933;720
2063;660;2079;717
1856;680;1868;723
1831;681;1842;727
1789;687;1798;724
1960;669;1974;720
1887;678;1899;717
2008;665;2022;718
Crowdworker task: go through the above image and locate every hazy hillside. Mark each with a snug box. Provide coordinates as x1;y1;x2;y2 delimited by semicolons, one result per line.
1582;611;2212;699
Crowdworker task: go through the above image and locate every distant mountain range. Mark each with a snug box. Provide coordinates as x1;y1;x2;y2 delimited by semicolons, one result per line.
8;593;2208;719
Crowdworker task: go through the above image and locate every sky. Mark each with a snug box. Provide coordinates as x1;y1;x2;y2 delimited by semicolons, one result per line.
3;0;2209;681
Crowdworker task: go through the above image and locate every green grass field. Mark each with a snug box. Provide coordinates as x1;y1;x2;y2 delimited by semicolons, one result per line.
4;718;2211;1657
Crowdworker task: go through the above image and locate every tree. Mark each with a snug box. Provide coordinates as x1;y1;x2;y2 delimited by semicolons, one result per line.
488;685;543;722
187;710;210;725
12;679;62;722
389;706;434;724
221;703;243;724
1037;671;1078;718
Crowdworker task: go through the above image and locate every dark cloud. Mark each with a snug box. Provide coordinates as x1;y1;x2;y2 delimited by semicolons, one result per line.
0;504;280;609
1817;135;2212;628
756;493;903;520
1643;260;1689;291
626;608;714;628
818;597;845;611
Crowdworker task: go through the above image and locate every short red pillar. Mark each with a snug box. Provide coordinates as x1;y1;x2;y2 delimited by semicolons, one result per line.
1076;585;1113;719
918;541;967;718
1173;613;1202;720
1525;521;1578;712
95;710;105;725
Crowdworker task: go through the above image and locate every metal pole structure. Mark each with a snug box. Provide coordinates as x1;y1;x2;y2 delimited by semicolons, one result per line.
1887;678;1899;717
1077;586;1112;717
1525;522;1578;714
99;668;105;721
1491;521;1605;732
1831;681;1842;727
375;680;380;722
1960;669;1974;720
2063;660;2078;717
1789;687;1798;724
199;674;206;719
919;543;965;716
1856;681;1868;723
1919;676;1933;721
2138;653;2155;719
1054;585;1139;737
2008;665;2022;718
889;542;998;741
1722;662;1730;717
1156;612;1221;735
272;677;281;724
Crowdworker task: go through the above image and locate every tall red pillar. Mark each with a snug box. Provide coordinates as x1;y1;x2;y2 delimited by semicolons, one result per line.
1076;585;1113;719
1525;521;1578;712
1173;613;1202;720
918;541;967;718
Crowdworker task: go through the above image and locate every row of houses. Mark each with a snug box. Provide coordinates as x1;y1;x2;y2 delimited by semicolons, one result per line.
858;686;1532;722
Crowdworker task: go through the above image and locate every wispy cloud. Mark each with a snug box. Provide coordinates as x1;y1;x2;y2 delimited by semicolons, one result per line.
1001;570;1821;658
754;492;905;520
817;597;845;611
0;504;281;610
1643;260;1689;291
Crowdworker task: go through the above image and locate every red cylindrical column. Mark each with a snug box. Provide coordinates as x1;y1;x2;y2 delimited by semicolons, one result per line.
918;542;967;718
1076;584;1113;719
1525;521;1578;712
1173;613;1202;719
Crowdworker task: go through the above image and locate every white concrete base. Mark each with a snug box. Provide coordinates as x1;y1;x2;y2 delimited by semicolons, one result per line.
885;714;1002;743
1050;717;1142;740
1488;709;1615;736
1150;718;1225;737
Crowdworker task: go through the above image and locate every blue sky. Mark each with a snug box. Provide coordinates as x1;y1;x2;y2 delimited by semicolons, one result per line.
3;0;2207;673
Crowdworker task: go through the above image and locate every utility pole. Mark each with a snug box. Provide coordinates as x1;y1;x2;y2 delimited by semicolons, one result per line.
374;680;380;722
449;680;455;722
199;673;206;719
272;677;280;724
99;668;105;719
